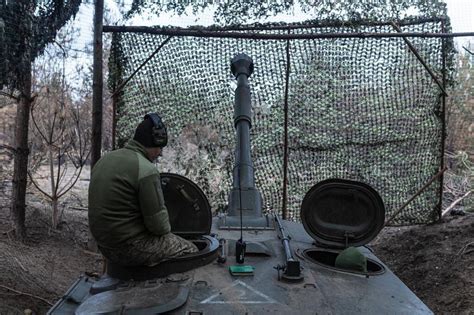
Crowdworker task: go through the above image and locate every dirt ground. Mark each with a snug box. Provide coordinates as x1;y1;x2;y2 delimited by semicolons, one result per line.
371;214;474;314
0;179;473;314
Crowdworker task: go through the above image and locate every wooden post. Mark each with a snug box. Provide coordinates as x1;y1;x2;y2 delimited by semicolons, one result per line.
438;20;448;220
91;0;104;169
89;0;104;252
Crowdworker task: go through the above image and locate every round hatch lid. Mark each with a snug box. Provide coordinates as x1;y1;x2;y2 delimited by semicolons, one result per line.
160;173;212;237
300;179;385;248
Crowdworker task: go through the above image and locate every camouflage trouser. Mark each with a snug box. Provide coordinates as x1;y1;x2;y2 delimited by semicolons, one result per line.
99;233;198;266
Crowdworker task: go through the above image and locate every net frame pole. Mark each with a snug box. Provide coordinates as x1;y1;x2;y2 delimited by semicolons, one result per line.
438;20;448;220
110;36;173;99
103;25;474;39
281;31;291;220
390;21;447;96
384;166;447;226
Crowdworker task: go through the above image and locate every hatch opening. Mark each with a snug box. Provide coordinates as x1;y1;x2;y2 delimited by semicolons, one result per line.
303;249;385;276
192;239;209;251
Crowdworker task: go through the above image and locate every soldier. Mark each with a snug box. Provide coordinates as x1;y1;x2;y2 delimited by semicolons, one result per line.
88;113;198;266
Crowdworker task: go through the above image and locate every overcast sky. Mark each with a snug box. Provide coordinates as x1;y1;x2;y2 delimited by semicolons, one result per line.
446;0;473;32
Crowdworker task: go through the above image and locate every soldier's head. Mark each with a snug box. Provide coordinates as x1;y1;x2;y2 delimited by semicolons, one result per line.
133;113;168;161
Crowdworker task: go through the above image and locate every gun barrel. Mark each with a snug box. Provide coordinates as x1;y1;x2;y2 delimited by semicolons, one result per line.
227;53;263;218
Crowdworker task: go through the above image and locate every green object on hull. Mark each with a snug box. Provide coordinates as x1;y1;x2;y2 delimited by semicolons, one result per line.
335;247;368;273
229;265;255;276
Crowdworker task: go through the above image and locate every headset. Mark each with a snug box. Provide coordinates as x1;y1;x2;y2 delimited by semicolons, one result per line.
144;113;168;147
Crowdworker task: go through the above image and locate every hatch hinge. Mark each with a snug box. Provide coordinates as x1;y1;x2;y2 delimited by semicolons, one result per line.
344;231;356;248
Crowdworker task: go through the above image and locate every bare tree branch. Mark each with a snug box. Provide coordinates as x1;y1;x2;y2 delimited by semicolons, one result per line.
27;171;53;199
48;98;58;144
57;168;79;196
30;101;50;144
0;91;19;102
58;159;88;199
0;144;15;152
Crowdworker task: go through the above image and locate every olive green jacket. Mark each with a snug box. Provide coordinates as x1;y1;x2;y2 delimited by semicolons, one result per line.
88;140;171;248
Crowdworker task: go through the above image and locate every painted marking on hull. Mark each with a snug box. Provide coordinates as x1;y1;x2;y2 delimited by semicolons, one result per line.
200;280;277;304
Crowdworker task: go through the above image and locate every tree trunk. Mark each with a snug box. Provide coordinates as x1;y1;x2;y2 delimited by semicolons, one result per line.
49;143;58;228
51;198;59;229
11;63;32;242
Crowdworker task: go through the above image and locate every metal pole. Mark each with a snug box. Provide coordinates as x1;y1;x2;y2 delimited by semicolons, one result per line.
91;0;104;168
282;34;291;220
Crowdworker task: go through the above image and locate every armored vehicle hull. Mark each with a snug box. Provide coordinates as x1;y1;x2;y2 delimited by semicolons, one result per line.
48;218;432;314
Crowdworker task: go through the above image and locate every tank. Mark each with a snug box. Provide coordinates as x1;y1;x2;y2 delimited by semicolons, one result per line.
47;54;432;315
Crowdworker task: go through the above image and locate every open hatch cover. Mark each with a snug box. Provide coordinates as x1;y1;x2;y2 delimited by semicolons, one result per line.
161;173;212;237
300;179;385;248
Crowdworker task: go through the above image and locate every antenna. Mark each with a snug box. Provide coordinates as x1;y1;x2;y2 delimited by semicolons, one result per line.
235;140;246;264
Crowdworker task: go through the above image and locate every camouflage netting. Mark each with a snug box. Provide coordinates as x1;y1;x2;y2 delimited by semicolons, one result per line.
109;18;450;225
